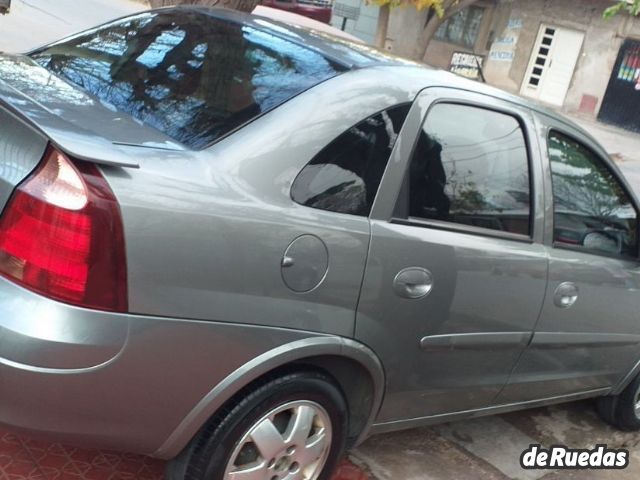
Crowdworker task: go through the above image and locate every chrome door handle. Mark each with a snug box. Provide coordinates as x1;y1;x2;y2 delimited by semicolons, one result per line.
554;282;579;308
393;267;434;299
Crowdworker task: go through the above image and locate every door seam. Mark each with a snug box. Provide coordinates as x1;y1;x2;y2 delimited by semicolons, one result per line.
351;219;373;339
492;246;551;400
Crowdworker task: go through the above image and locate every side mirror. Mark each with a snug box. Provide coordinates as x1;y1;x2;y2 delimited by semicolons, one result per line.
582;231;622;255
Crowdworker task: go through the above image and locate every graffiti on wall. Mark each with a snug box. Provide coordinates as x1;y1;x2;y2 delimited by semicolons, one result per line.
599;39;640;133
617;44;640;90
489;17;522;63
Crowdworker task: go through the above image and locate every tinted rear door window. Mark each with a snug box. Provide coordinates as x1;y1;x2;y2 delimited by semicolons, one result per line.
31;11;347;149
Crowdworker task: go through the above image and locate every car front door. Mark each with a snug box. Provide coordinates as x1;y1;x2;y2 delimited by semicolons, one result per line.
356;88;549;425
498;115;640;404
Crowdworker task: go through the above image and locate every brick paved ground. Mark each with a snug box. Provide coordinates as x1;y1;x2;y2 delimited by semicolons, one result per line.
0;429;368;480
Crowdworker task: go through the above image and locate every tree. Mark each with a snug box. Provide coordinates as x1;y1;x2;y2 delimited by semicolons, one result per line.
149;0;259;14
371;0;481;60
604;0;640;18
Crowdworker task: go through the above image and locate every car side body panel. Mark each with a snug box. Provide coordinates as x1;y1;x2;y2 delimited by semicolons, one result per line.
103;67;428;336
497;113;640;403
153;336;385;458
358;88;550;423
0;276;329;456
0;63;433;457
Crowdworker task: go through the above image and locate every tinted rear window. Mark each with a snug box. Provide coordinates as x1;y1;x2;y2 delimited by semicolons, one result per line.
30;11;347;149
292;104;411;216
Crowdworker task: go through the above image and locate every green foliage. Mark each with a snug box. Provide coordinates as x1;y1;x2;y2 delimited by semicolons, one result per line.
604;0;640;19
370;0;444;15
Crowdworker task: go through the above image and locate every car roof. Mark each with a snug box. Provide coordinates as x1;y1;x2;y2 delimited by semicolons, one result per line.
160;6;595;141
380;65;599;145
252;5;365;44
153;5;421;69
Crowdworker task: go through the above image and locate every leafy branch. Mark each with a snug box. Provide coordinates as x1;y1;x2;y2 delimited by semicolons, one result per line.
604;0;640;19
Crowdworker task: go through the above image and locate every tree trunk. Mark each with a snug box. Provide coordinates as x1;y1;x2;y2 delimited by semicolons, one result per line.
412;15;442;61
412;0;480;62
149;0;260;13
375;4;391;50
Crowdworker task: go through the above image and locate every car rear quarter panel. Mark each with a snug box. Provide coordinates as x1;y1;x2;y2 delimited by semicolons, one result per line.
0;276;320;455
0;107;47;212
0;66;427;459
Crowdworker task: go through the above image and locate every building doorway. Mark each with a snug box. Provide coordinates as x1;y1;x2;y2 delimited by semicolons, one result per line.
598;39;640;133
521;25;584;107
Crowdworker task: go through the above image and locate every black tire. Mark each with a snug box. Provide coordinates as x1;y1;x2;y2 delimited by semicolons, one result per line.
597;373;640;431
167;370;348;480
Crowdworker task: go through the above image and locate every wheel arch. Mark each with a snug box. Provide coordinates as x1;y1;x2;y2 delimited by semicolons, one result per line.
612;356;640;396
154;336;385;459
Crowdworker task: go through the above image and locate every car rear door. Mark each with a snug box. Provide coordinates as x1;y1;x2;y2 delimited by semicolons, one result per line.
356;88;549;425
497;114;640;404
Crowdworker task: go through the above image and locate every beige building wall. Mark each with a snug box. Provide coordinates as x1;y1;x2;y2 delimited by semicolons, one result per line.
331;0;640;122
386;0;640;119
483;0;636;116
385;0;496;67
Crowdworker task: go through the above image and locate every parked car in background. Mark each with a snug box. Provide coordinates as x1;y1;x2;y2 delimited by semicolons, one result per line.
2;6;640;480
261;0;332;24
253;5;362;42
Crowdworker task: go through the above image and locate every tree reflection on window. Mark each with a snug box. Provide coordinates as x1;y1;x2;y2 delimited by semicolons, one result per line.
30;11;346;149
408;103;531;236
549;132;637;257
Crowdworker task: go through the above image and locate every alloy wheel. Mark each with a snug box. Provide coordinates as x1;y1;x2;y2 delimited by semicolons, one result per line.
223;400;333;480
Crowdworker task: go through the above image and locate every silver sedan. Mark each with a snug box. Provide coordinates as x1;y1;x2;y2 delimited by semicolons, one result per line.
1;6;640;480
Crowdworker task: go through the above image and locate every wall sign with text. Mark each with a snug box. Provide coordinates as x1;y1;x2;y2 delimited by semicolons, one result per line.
449;52;485;80
489;17;523;63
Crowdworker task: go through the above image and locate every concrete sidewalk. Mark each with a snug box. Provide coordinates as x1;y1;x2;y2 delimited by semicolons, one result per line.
571;116;640;164
0;0;146;53
353;401;640;480
569;116;640;194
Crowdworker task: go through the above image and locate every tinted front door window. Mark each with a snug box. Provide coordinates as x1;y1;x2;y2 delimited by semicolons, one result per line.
549;132;638;257
407;103;531;236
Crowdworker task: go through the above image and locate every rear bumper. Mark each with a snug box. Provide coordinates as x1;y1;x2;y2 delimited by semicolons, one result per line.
0;277;312;457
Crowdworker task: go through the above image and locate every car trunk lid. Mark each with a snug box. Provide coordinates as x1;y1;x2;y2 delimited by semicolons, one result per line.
0;54;187;170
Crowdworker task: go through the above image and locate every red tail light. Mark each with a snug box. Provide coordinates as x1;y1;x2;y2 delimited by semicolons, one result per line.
0;146;128;312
